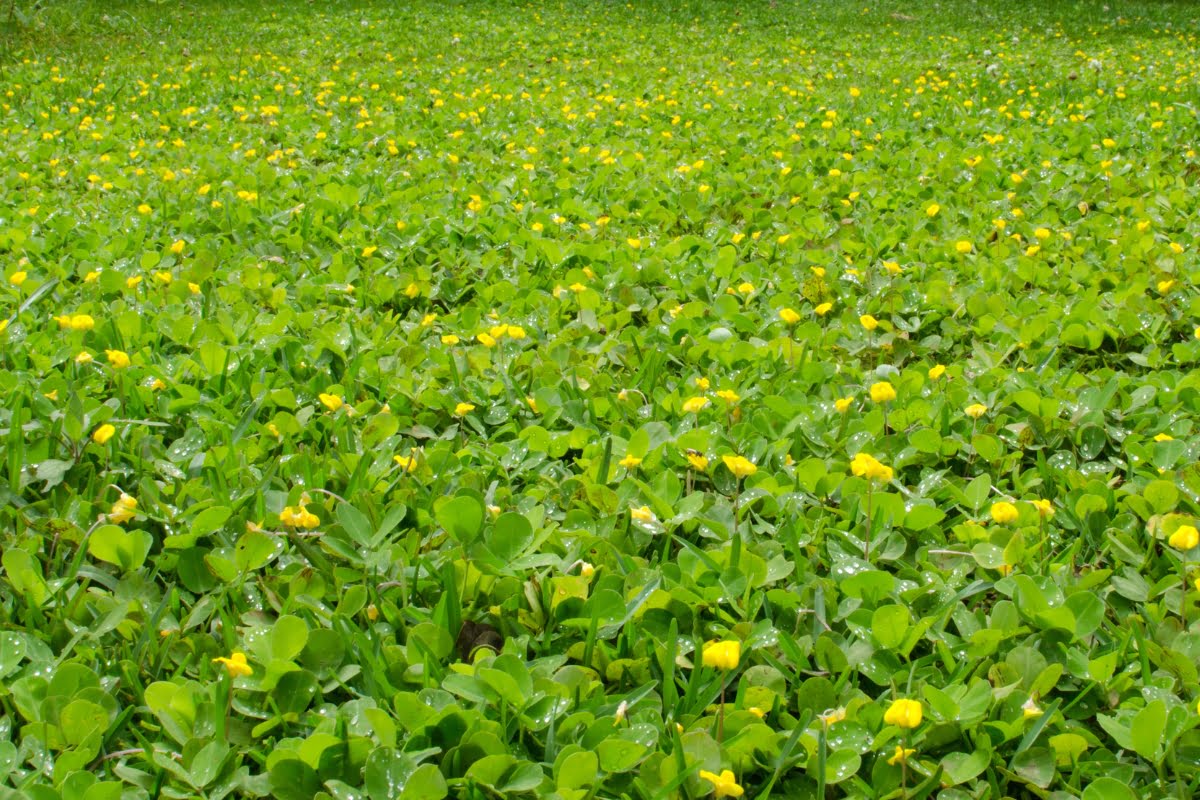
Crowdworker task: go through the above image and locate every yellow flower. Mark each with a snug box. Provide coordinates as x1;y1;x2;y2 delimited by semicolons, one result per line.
721;455;757;479
702;640;741;671
883;698;923;729
404;282;420;298
92;424;116;444
105;350;131;369
814;302;833;316
507;325;527;339
454;402;476;417
630;505;655;523
421;313;438;327
1170;525;1199;550
68;314;95;332
441;334;460;345
319;393;344;412
393;453;419;472
869;381;896;403
955;240;973;254
126;276;143;289
928;364;946;380
627;237;641;249
1154;433;1174;442
716;389;740;404
620;454;643;469
108;493;138;524
1031;499;1054;519
10;271;28;286
76;351;94;364
747;707;765;719
685;451;709;470
280;504;320;529
882;261;901;274
860;314;879;331
1158;280;1175;294
361;245;378;257
153;271;173;285
835;396;854;413
1022;697;1044;719
926;203;940;217
170;239;185;254
212;652;253;678
682;396;710;413
888;745;916;766
698;769;744;798
736;282;754;294
820;707;847;727
850;452;893;482
1170;242;1184;255
964;403;988;419
525;396;539;413
779;307;801;324
990;501;1019;524
137;204;152;215
477;333;497;347
188;282;201;294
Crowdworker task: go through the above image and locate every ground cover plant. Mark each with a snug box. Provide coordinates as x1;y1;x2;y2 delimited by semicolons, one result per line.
2;0;1200;797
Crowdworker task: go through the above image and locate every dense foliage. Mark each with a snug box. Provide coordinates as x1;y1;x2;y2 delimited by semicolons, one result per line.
2;1;1200;798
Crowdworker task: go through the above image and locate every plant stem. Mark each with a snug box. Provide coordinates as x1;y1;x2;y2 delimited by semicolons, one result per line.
864;480;874;560
717;681;726;745
1181;567;1188;627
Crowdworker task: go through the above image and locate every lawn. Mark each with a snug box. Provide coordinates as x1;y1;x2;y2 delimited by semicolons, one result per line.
2;0;1200;797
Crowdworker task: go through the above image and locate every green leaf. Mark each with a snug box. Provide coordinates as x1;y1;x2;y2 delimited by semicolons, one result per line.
1130;700;1166;762
190;505;232;537
486;512;533;562
1082;778;1137;800
235;529;282;571
337;503;374;547
870;605;910;650
401;763;448;800
435;494;485;545
1144;480;1179;514
269;759;321;800
963;475;991;513
1010;747;1054;788
87;525;153;573
269;615;309;662
940;750;988;786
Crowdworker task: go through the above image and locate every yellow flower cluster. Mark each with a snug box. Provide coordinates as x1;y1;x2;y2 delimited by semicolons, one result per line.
280;503;320;529
850;452;893;482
